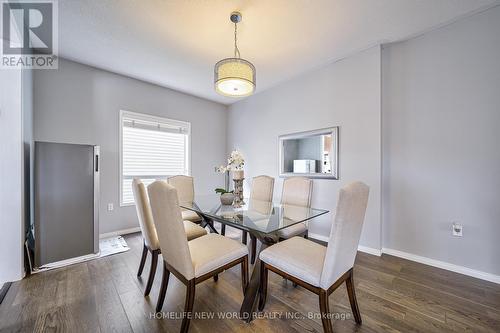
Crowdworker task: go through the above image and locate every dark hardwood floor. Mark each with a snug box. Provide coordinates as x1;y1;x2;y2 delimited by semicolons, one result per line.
1;229;499;332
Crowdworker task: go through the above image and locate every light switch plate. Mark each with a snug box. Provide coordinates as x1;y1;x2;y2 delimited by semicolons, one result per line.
108;203;114;211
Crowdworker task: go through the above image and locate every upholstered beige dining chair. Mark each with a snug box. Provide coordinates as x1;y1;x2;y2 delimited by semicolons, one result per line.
167;175;202;223
148;181;249;333
250;175;275;201
244;175;275;264
277;177;313;239
258;182;369;333
132;179;207;296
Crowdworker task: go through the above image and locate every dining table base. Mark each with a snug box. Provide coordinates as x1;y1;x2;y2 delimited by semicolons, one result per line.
239;232;278;322
199;216;219;234
199;214;279;323
184;196;328;324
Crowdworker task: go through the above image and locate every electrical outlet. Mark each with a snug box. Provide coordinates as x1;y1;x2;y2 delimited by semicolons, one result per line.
108;203;114;211
452;223;463;237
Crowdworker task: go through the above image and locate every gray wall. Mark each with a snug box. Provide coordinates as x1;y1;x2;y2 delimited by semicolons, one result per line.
228;46;382;249
28;4;500;279
382;6;500;275
34;59;228;234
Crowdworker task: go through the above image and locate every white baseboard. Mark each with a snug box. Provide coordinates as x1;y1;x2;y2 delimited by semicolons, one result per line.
382;248;500;285
358;245;382;256
308;233;382;256
308;232;329;243
100;227;141;239
34;253;100;272
309;233;499;284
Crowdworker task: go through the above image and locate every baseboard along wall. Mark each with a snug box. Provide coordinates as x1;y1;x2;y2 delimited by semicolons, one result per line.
308;233;500;284
100;227;141;239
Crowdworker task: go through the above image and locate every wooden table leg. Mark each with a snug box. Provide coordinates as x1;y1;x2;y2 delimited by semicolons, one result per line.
240;233;277;322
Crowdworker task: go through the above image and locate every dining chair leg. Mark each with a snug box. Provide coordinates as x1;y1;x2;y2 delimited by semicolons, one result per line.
304;230;309;239
180;279;196;333
137;243;148;277
241;256;248;294
345;269;362;324
221;224;226;235
144;250;158;296
258;262;268;311
250;236;257;264
241;231;248;245
156;262;170;313
319;289;333;333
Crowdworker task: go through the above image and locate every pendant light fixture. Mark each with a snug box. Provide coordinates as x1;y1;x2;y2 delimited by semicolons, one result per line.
214;12;256;97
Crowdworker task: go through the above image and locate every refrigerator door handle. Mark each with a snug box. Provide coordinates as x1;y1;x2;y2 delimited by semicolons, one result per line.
95;154;99;172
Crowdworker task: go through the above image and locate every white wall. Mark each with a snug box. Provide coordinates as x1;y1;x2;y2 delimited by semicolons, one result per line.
34;59;228;234
382;6;500;275
0;67;29;283
228;46;382;250
23;69;34;253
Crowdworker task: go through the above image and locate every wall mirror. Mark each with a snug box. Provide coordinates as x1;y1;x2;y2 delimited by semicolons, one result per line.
279;127;339;179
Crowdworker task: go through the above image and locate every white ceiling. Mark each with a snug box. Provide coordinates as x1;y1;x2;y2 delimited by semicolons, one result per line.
59;0;499;105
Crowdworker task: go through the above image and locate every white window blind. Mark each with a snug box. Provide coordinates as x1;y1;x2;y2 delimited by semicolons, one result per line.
120;111;190;205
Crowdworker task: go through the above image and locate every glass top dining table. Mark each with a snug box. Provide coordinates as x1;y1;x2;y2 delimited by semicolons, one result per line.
181;194;329;322
180;195;329;236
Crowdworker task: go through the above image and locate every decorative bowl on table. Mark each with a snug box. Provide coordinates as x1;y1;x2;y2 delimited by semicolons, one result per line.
215;188;235;205
221;193;235;205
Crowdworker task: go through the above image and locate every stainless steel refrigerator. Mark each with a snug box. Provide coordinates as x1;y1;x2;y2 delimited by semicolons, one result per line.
34;141;99;268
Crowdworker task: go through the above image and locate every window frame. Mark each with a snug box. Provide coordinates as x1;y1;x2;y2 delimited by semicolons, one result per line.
119;110;191;207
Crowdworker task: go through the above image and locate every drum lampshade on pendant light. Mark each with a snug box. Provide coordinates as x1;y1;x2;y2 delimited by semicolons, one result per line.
214;12;256;97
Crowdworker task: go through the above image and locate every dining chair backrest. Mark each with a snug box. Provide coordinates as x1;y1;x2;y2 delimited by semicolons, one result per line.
319;182;369;289
250;175;275;202
131;178;159;250
281;177;313;207
168;175;195;205
148;180;195;280
248;199;273;216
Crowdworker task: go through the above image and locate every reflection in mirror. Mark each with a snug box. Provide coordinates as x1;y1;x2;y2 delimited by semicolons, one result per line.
283;134;333;174
279;127;338;179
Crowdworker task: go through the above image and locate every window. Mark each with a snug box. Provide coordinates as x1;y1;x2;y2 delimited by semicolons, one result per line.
120;110;190;205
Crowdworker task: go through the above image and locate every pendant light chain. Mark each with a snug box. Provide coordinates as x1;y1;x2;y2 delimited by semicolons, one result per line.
234;22;241;58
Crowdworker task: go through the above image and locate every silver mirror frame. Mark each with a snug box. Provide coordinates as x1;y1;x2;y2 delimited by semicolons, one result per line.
278;127;339;179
